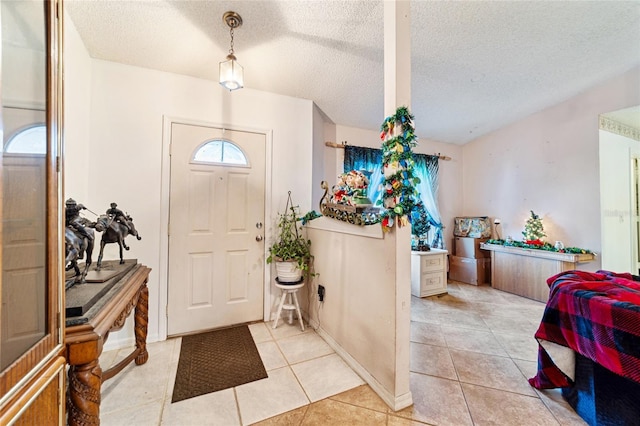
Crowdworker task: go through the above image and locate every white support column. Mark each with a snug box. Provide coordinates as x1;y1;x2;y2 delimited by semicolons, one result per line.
384;0;413;411
384;0;412;115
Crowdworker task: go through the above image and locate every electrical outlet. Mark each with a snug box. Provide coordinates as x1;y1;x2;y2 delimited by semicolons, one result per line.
318;285;325;302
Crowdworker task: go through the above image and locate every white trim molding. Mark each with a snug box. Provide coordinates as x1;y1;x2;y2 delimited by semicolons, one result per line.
599;116;640;141
309;317;413;412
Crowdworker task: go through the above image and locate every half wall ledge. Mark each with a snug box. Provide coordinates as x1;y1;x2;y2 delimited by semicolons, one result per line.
306;216;383;239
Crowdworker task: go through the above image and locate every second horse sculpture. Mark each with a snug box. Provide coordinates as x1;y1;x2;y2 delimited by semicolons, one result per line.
94;213;142;270
65;226;94;284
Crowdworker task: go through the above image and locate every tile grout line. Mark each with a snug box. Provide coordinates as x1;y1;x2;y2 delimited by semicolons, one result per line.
257;323;314;421
233;387;244;426
439;284;566;424
482;307;558;419
158;338;178;424
417;284;554;424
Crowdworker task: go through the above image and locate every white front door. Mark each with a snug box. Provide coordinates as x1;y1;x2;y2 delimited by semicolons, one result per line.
168;123;265;336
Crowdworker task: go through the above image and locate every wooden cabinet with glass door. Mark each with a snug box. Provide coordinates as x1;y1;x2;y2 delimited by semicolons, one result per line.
0;0;66;424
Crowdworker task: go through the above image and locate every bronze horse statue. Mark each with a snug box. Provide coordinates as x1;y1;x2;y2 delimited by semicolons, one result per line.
93;214;142;270
65;226;94;284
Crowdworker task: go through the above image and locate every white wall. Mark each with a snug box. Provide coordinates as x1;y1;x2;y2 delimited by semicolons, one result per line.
305;219;411;409
462;67;640;271
2;108;44;139
323;122;338;197
63;10;92;200
312;104;328;208
1;45;45;108
599;129;640;273
64;31;314;347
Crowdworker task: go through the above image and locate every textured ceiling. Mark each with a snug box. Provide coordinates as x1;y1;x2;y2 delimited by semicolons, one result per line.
65;0;640;144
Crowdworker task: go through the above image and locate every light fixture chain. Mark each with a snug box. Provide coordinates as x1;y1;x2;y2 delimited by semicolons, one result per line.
220;11;243;91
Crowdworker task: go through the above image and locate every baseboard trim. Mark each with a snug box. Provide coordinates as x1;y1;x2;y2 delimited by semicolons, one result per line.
102;331;163;353
103;336;135;352
310;318;413;411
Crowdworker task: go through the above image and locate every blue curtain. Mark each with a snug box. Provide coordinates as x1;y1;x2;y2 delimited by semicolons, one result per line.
413;153;444;249
344;146;383;206
344;146;444;249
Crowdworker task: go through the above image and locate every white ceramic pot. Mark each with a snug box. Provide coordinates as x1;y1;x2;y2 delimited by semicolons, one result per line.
275;260;303;282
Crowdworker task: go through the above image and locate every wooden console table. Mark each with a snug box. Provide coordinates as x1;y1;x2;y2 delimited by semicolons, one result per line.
65;262;151;426
480;243;595;302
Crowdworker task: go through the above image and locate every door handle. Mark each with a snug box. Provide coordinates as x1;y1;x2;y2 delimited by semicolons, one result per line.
256;235;263;242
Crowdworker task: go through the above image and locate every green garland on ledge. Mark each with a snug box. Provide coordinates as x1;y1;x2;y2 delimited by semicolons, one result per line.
485;239;593;254
378;106;421;232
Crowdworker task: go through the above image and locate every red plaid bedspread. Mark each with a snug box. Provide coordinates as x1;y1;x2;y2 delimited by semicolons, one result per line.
529;270;640;389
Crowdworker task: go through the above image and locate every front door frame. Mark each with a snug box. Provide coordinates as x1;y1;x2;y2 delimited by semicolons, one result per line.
159;115;273;340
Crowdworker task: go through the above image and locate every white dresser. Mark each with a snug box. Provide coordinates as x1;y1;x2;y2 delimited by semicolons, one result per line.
411;249;448;297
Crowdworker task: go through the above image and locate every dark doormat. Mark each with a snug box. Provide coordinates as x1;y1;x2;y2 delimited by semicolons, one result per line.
171;324;268;403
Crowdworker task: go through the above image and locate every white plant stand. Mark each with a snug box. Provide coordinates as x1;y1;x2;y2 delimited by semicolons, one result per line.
272;278;305;331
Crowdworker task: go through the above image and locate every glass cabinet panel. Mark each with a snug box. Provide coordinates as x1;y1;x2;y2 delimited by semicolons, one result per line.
1;0;48;371
0;0;63;411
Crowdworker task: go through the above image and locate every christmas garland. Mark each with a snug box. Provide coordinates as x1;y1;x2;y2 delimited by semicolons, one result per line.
378;106;421;231
485;239;593;255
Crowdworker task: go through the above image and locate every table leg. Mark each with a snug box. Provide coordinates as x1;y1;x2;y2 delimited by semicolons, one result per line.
287;292;294;325
135;282;149;365
273;290;287;329
67;359;102;426
292;291;305;331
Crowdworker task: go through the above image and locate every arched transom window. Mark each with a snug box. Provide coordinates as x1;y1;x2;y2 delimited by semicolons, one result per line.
191;139;249;166
5;124;47;154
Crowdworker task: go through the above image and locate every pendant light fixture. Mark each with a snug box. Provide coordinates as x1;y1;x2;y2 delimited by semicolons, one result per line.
219;11;244;91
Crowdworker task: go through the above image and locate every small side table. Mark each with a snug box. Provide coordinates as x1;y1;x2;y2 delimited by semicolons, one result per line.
411;249;448;297
273;277;305;331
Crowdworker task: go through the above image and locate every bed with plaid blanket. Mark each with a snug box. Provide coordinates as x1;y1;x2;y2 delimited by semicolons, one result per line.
529;270;640;389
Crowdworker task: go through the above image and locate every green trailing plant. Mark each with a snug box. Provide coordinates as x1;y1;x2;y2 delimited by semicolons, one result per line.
266;192;312;271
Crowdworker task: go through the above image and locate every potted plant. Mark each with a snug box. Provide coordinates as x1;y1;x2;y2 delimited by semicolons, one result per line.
266;192;312;282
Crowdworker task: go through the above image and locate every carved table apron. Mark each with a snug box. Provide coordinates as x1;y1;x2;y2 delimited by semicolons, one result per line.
65;263;151;426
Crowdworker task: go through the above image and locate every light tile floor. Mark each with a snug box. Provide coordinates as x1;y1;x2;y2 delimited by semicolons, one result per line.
99;281;587;425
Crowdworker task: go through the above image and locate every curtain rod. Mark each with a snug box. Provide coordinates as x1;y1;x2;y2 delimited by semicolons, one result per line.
324;141;452;161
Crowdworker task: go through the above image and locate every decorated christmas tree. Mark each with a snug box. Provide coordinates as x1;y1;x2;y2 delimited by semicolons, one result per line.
522;210;546;242
378;106;421;232
411;201;431;250
411;201;431;238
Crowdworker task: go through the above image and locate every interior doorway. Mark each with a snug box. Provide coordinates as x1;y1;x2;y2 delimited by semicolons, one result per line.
633;157;639;275
598;106;640;274
167;123;266;336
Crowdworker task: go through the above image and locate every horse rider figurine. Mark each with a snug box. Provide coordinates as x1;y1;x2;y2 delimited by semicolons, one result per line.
106;202;132;232
65;198;94;258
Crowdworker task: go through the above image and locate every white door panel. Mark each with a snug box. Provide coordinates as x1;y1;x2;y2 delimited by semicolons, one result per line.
168;124;265;336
